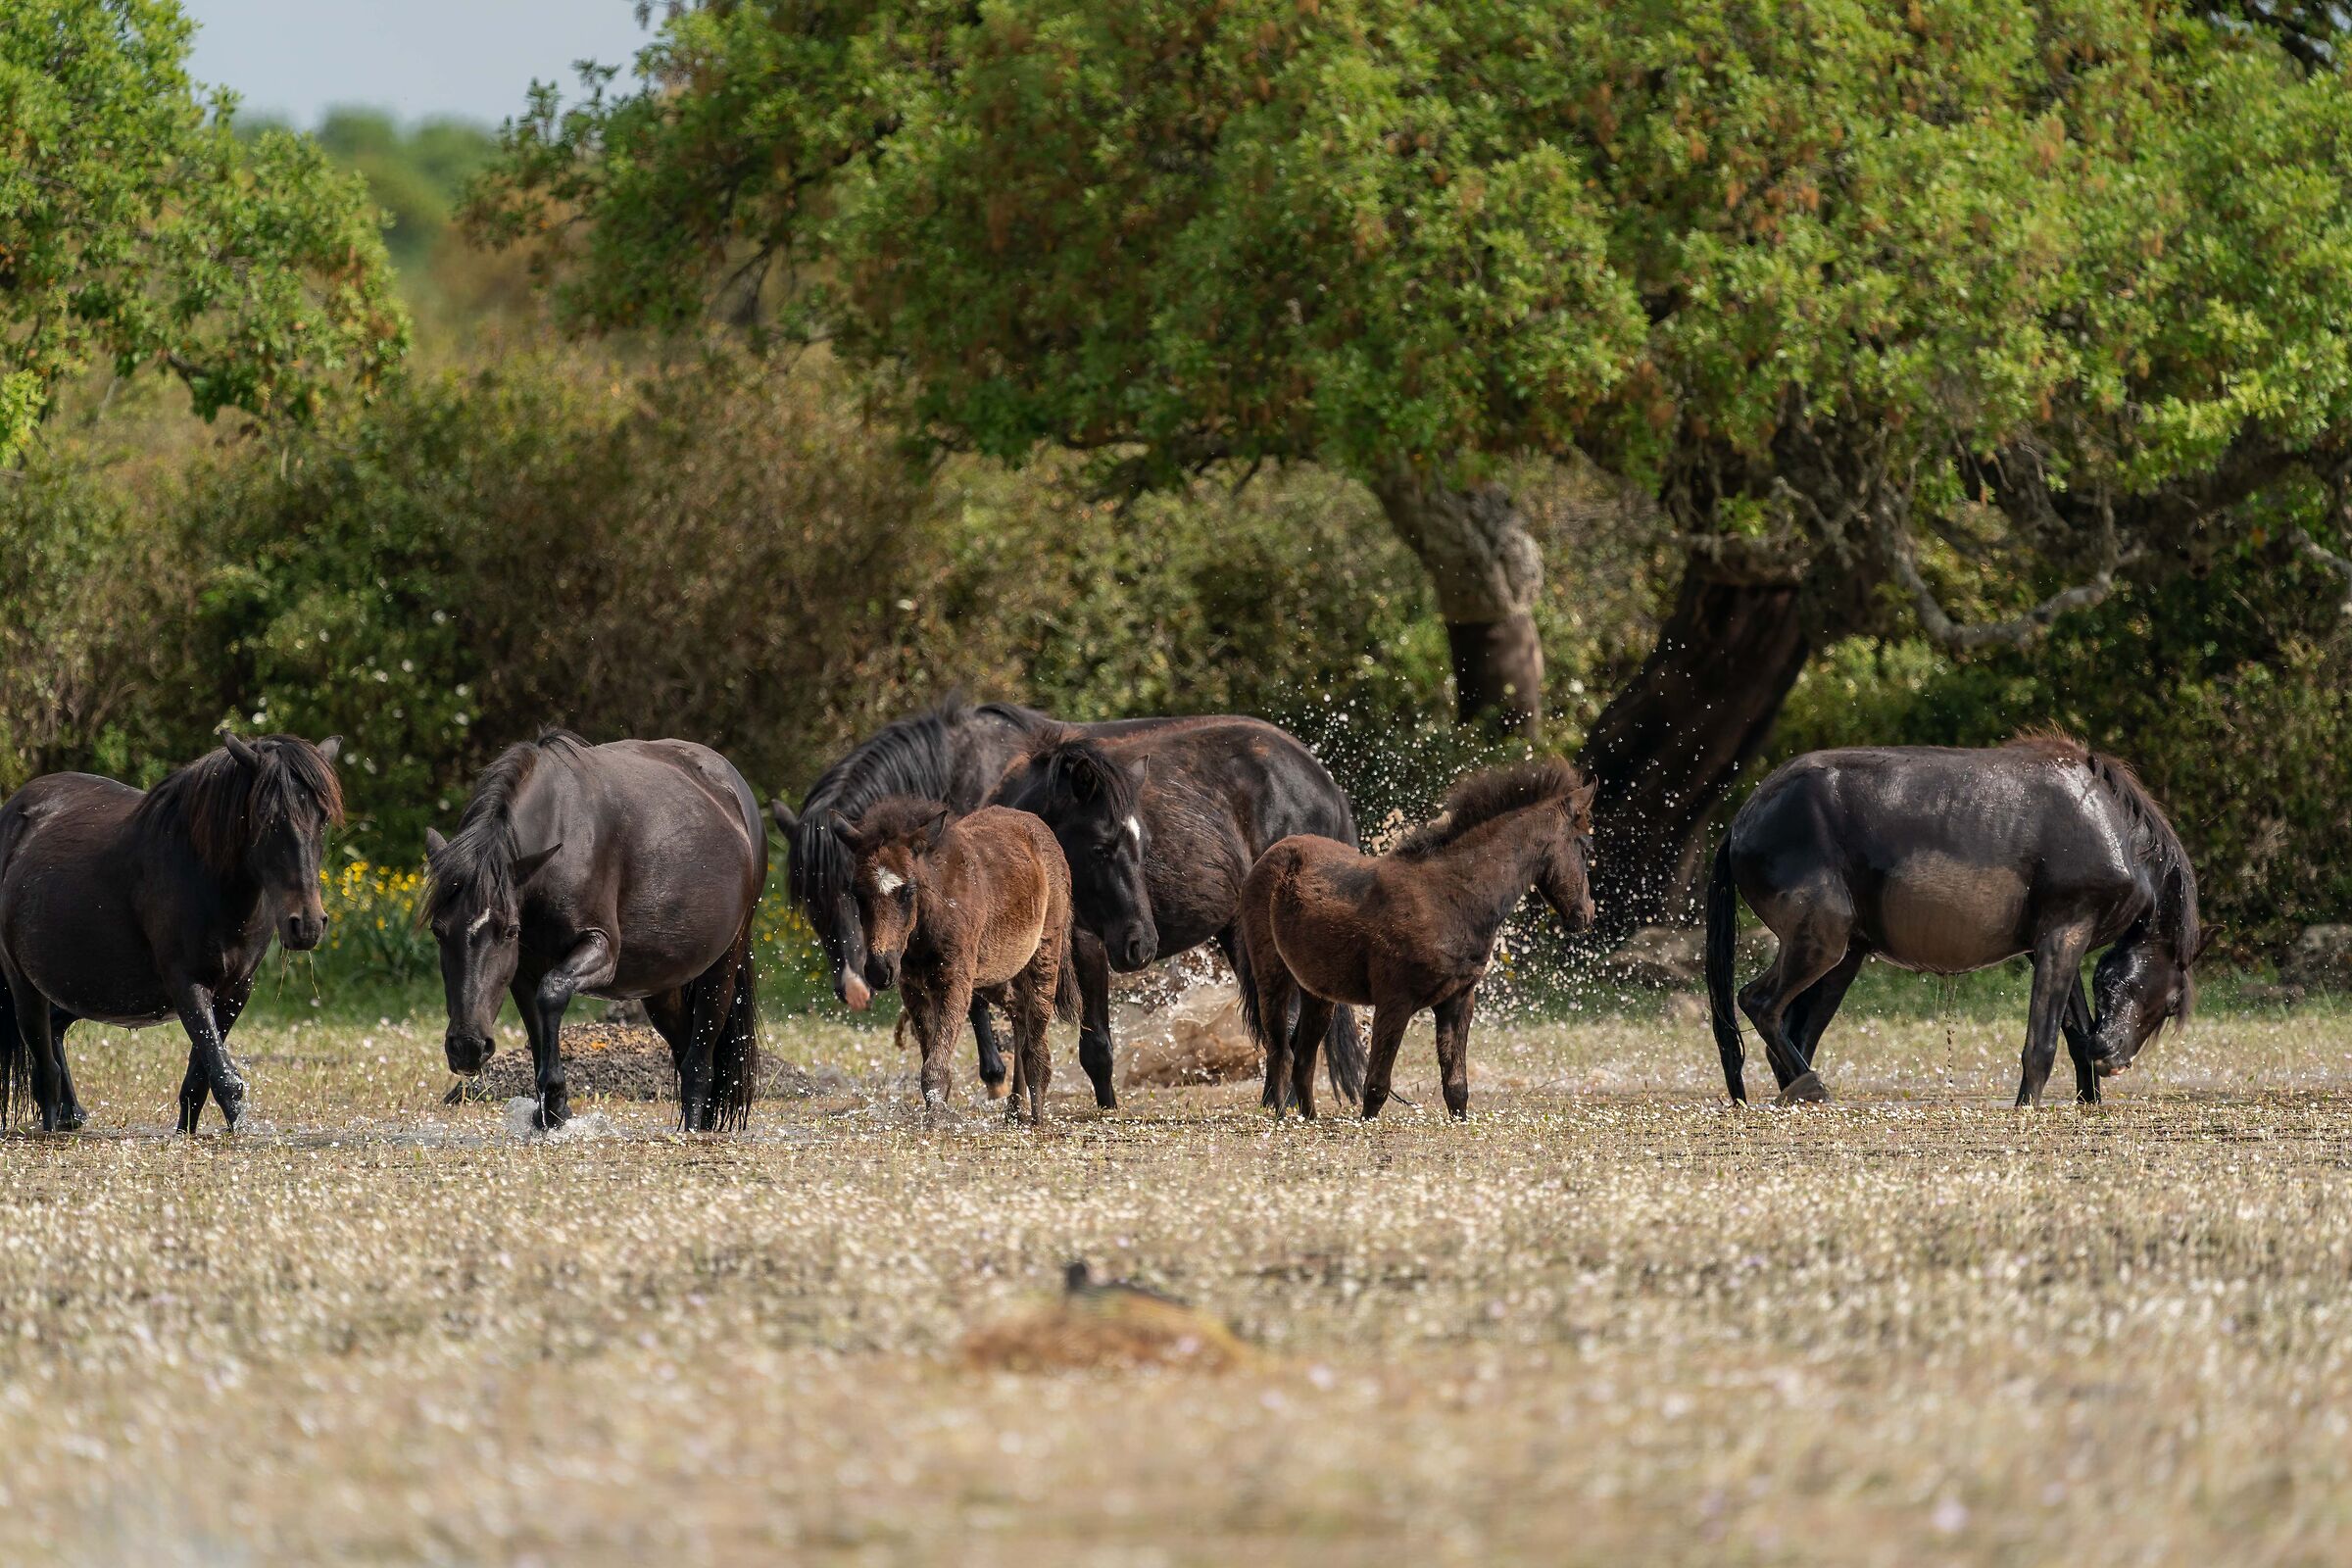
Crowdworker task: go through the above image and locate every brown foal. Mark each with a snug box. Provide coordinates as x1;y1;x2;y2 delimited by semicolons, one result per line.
1238;759;1597;1119
834;798;1077;1122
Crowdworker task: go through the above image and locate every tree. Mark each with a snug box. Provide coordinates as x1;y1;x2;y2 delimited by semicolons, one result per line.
474;1;2352;924
0;0;405;466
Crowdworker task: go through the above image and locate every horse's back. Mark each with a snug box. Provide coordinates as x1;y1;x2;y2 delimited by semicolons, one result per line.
947;807;1067;986
1732;745;2137;971
0;773;172;1023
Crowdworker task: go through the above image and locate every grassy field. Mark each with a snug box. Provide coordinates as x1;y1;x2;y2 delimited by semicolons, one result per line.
3;989;2351;1566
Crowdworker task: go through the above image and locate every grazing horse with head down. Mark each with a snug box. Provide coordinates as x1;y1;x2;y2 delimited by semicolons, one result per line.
425;732;765;1132
1706;734;2207;1108
834;798;1078;1122
0;732;343;1132
1237;758;1597;1119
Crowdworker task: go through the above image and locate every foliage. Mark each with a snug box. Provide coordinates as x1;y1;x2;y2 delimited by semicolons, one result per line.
475;2;2352;640
0;0;406;465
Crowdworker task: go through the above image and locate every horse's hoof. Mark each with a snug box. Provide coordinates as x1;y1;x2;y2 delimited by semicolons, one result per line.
1774;1071;1830;1106
984;1079;1009;1102
55;1104;86;1134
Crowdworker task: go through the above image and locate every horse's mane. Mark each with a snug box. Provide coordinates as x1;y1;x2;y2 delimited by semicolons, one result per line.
422;730;586;927
137;735;344;877
1009;729;1143;816
790;699;1054;921
2006;729;2201;983
1389;757;1590;861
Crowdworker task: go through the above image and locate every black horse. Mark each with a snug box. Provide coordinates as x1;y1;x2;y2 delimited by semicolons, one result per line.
0;733;343;1133
1706;735;2206;1108
771;701;1181;1097
425;732;765;1132
992;718;1368;1110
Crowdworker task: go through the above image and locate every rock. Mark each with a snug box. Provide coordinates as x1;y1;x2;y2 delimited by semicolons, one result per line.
2281;925;2352;993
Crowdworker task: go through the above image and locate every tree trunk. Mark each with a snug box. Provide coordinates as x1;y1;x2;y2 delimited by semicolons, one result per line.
1578;564;1812;934
1373;472;1545;736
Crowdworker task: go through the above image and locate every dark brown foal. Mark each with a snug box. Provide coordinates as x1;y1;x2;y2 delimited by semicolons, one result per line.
1237;759;1596;1119
834;799;1078;1122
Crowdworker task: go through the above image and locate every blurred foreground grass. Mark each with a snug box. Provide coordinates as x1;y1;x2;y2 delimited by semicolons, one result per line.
1;1002;2349;1564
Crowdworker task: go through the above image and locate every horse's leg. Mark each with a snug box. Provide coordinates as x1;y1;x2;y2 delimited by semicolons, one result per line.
2062;975;2101;1106
2018;928;2093;1109
676;956;738;1133
1738;905;1846;1106
1433;991;1476;1121
1007;971;1054;1128
531;934;615;1131
1070;930;1117;1110
1286;993;1337;1121
969;998;1009;1102
167;980;247;1132
915;973;973;1110
1359;1004;1414;1120
1;962;63;1132
1250;946;1298;1118
1782;944;1866;1084
46;1005;85;1133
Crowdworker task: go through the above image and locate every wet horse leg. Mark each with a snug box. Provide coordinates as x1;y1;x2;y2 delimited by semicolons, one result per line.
1433;990;1477;1120
1246;932;1298;1117
168;980;247;1132
1359;1004;1415;1120
532;934;616;1131
1285;993;1337;1121
1738;902;1847;1105
177;972;254;1134
1781;944;1866;1086
914;972;973;1110
2061;977;2101;1105
1070;931;1118;1110
2017;927;2093;1108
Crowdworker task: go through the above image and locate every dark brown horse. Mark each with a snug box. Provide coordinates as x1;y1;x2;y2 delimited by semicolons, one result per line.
0;732;343;1132
834;799;1078;1121
424;732;765;1132
991;719;1369;1110
1237;759;1597;1119
1706;735;2206;1108
772;700;1153;1096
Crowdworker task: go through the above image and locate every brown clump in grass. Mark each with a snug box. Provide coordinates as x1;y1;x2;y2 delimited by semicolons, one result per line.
961;1265;1257;1374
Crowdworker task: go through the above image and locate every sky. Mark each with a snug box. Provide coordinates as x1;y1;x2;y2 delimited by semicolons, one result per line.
182;0;654;128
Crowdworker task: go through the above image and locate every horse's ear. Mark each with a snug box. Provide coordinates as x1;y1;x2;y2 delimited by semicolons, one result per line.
513;842;564;885
1568;780;1597;827
423;827;448;861
824;810;862;854
220;730;262;770
769;799;800;837
921;808;950;852
316;735;343;766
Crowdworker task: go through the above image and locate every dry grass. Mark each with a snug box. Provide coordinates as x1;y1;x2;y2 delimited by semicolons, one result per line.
1;997;2350;1565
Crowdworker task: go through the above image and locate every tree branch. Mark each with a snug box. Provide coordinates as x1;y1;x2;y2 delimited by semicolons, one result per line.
1882;498;2126;651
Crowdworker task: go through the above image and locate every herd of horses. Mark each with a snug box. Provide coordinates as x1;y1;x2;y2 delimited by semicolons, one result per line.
0;699;2206;1135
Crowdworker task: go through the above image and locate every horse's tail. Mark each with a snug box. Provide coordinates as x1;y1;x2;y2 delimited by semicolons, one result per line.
1054;929;1082;1027
710;946;760;1132
1232;924;1270;1053
1324;1004;1366;1102
0;972;21;1131
1706;838;1747;1104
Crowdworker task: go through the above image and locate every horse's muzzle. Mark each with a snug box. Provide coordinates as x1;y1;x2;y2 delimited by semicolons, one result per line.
1116;928;1154;970
282;911;325;952
444;1033;493;1074
839;970;873;1012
